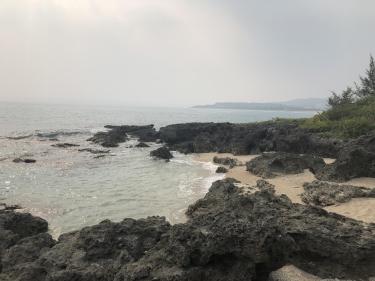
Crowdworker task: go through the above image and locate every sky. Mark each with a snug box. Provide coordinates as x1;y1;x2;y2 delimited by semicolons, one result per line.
0;0;374;107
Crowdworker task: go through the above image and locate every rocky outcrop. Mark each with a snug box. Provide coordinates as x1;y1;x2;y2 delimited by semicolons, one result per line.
301;180;375;206
13;158;36;163
1;180;375;280
0;209;50;262
88;125;158;147
150;146;173;161
0;212;169;281
213;156;242;168
246;152;326;178
159;122;341;157
119;180;375;280
215;166;228;173
316;133;375;182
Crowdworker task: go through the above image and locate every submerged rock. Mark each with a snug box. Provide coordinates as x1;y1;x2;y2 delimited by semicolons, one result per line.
246;152;326;178
1;180;375;280
213;156;241;168
88;125;158;147
215;166;228;173
51;143;80;148
13;158;36;163
301;180;375;206
78;148;110;154
150;146;173;160
135;142;150;148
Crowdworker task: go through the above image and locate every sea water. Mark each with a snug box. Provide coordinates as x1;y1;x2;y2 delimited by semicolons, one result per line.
0;102;316;237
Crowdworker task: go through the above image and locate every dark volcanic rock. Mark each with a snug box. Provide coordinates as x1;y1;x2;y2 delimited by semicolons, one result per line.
213;156;241;168
88;125;158;147
135;142;150;148
0;204;22;211
0;209;49;262
51;143;80;148
0;216;170;281
13;158;36;163
150;146;173;160
1;233;55;273
301;180;375;206
1;180;375;281
78;148;110;154
246;152;326;178
215;166;228;173
118;180;375;281
316;133;375;182
159;122;341;157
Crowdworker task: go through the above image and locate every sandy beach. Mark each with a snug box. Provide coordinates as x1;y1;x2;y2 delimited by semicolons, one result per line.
194;152;375;224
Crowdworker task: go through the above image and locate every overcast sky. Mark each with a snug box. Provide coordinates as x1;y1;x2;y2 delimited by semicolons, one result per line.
0;0;374;106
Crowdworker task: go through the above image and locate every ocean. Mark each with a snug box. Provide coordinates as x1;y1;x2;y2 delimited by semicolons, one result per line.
0;102;316;237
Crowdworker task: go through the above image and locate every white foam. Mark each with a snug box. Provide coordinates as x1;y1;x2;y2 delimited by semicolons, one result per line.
180;155;226;193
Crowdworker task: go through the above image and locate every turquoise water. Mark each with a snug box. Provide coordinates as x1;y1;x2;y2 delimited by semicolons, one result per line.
0;102;316;237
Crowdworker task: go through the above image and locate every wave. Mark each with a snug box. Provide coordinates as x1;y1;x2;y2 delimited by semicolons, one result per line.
6;134;34;140
36;129;90;138
5;129;92;140
176;156;226;199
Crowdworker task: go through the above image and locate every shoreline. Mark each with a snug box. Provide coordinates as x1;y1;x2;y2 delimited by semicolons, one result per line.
193;152;375;224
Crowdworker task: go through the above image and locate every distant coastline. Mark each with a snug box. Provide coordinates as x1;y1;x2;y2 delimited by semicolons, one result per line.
193;98;327;111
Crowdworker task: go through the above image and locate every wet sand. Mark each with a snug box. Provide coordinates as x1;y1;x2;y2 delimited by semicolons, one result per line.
193;152;375;223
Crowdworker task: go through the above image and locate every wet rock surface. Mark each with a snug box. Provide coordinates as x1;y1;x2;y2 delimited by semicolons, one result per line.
78;148;111;154
88;125;158;147
150;146;173;161
246;152;326;178
301;180;375;206
51;143;80;148
1;180;374;281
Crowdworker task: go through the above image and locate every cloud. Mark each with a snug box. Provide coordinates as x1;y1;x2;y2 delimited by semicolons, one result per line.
0;0;374;106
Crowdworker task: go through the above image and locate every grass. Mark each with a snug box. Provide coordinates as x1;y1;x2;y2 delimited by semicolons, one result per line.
301;96;375;138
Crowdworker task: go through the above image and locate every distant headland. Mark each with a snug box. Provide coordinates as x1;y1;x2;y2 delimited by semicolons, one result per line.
193;98;327;111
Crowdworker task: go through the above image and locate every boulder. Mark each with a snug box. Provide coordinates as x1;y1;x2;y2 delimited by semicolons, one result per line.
150;146;173;161
246;152;326;178
301;180;375;206
215;166;228;173
213;156;241;168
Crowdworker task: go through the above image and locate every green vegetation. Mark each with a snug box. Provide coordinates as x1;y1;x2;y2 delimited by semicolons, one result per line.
301;55;375;138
